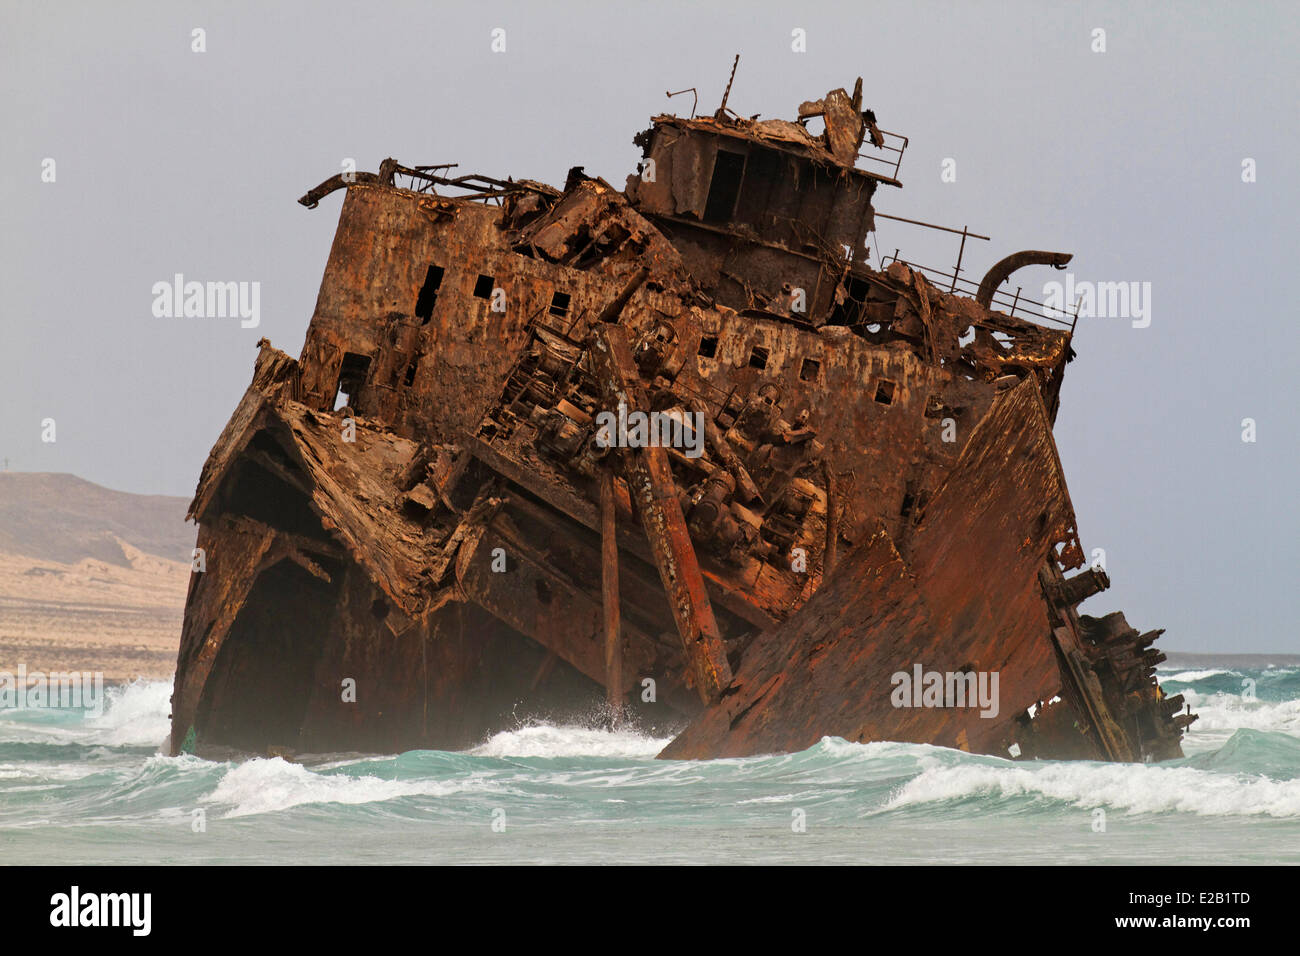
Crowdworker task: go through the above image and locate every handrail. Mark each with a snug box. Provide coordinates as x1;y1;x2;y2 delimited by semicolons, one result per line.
856;129;909;180
880;253;1081;332
874;213;989;296
872;211;1081;332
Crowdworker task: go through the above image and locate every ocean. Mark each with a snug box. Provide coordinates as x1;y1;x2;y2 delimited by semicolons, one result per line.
2;663;1298;865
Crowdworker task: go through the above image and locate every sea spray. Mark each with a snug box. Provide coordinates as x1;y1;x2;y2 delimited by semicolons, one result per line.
0;669;1296;864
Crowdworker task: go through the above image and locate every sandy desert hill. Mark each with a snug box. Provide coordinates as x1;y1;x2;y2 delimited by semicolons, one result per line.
0;472;192;682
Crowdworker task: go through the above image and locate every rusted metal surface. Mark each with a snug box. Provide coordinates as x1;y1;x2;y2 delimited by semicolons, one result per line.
589;323;732;704
600;466;623;717
975;250;1073;309
169;77;1191;763
664;379;1076;758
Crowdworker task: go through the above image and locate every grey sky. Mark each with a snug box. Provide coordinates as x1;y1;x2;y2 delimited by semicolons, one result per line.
2;1;1296;652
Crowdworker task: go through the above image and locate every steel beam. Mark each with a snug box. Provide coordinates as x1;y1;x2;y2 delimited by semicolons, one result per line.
600;466;624;718
589;323;733;704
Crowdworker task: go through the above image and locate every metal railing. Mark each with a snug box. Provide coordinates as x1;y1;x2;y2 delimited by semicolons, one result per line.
880;252;1081;332
383;162;556;206
874;212;1081;332
857;129;909;181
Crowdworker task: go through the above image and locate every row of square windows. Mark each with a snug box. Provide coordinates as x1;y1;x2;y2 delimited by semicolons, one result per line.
698;336;896;404
411;264;896;404
414;264;571;325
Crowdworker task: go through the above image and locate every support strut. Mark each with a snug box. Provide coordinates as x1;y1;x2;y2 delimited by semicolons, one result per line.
589;324;733;704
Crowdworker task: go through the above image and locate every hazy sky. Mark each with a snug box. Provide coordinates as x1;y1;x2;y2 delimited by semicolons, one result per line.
2;1;1296;652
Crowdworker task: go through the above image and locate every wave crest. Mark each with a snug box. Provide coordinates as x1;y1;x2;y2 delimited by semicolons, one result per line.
885;759;1300;817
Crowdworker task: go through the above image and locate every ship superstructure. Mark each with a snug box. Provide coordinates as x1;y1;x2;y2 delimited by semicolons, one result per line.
169;73;1193;762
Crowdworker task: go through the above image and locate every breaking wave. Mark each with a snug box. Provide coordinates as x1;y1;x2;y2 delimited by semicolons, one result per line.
469;722;671;759
85;679;173;747
884;747;1300;818
204;757;498;818
1162;669;1236;682
1180;690;1300;737
1;664;1296;863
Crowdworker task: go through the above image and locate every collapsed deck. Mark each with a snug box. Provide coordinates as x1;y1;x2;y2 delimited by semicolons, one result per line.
169;79;1193;762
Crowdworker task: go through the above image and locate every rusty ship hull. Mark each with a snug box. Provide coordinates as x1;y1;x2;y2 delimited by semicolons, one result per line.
169;79;1193;763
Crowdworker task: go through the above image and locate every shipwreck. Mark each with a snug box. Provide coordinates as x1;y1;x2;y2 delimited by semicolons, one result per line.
169;68;1195;763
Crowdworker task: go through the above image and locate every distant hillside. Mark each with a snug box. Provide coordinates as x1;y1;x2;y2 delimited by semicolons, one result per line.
0;473;192;682
0;472;192;566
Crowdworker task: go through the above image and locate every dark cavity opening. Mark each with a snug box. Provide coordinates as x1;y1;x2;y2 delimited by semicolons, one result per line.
704;150;747;223
473;274;495;299
221;453;332;543
874;379;896;405
414;265;444;324
698;335;718;358
549;291;571;317
195;559;337;752
749;345;769;370
799;358;821;381
827;275;871;326
733;148;782;225
334;352;371;411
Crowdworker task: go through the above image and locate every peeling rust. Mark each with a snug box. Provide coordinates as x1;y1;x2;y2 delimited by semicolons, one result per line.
169;76;1190;763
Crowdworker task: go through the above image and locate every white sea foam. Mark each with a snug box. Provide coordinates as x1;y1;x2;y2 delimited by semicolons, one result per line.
0;761;102;782
469;723;670;759
1180;691;1300;737
737;790;828;804
814;737;954;763
204;757;498;818
885;761;1300;817
83;680;173;747
0;678;172;750
1161;669;1235;683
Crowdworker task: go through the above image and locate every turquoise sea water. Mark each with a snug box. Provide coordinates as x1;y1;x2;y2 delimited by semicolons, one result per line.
2;665;1298;865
